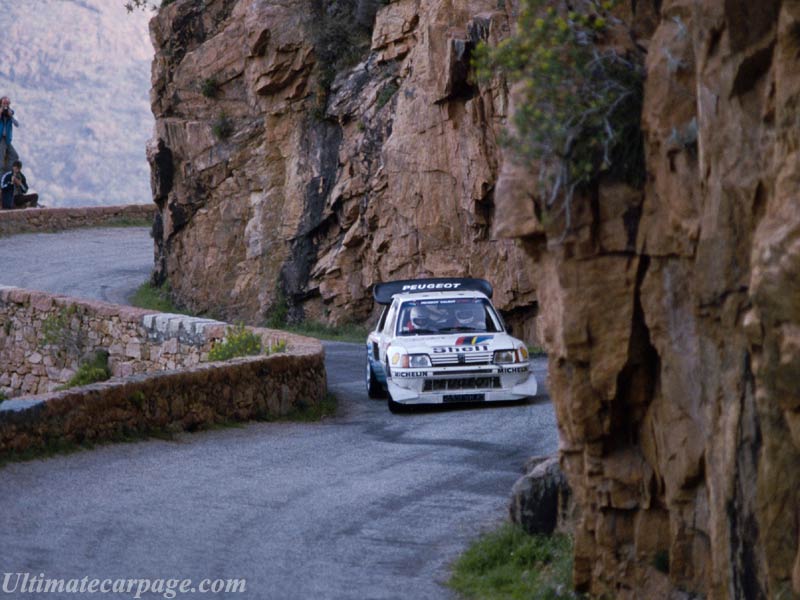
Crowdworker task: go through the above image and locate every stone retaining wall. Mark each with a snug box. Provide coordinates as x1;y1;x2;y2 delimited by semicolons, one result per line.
0;286;326;455
0;286;251;396
0;205;156;236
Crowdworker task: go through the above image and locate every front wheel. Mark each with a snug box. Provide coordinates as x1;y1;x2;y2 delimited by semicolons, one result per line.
366;359;384;399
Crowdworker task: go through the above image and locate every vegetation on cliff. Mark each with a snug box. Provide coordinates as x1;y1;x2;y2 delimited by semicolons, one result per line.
475;0;645;229
449;524;576;599
124;0;174;10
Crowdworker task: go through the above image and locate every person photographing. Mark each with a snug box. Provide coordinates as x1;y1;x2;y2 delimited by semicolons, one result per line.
1;160;38;209
0;96;20;172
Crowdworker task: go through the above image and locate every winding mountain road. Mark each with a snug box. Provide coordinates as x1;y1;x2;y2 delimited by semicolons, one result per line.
0;227;558;600
0;227;154;304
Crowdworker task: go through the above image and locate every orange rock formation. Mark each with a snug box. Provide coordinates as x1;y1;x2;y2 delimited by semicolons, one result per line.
147;0;537;337
495;1;800;597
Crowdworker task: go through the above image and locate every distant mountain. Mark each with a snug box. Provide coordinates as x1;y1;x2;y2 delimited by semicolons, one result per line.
0;0;154;207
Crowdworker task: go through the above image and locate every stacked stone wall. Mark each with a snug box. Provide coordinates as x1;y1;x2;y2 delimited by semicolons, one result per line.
0;286;326;455
0;205;156;236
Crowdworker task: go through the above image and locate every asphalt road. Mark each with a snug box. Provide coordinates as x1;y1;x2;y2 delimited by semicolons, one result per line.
0;227;558;600
0;227;154;304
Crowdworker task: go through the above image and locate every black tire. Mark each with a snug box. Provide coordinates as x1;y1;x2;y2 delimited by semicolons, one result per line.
366;359;384;399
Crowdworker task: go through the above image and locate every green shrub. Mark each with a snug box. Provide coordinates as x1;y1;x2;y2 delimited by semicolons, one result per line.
376;81;399;109
474;0;645;228
212;112;234;140
41;306;84;357
62;351;111;390
208;324;263;362
124;0;174;10
265;288;289;329
0;390;7;404
201;77;219;98
269;339;288;353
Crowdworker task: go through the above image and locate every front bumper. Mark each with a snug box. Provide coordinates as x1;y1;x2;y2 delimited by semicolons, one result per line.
387;363;537;405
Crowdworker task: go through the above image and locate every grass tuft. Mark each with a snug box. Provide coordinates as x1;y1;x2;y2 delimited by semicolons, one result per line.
449;524;579;600
130;281;190;315
60;351;111;390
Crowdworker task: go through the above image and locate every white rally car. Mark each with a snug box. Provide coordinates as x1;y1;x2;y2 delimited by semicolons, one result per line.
366;278;537;412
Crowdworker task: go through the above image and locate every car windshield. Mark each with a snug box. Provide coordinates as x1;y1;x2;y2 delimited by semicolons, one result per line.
396;298;502;336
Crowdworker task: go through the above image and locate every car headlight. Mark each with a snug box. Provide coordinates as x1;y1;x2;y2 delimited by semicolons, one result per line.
517;346;529;361
404;354;431;368
493;350;516;364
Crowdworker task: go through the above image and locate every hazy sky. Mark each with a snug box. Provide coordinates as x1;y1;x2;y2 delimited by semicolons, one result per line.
0;0;155;206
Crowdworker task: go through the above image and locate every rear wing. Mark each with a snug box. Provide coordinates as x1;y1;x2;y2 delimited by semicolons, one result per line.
372;278;493;305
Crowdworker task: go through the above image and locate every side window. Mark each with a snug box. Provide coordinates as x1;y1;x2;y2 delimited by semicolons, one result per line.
382;302;398;336
375;306;389;332
485;302;504;332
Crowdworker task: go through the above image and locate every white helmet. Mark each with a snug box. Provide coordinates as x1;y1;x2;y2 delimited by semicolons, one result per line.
455;304;485;327
409;305;431;328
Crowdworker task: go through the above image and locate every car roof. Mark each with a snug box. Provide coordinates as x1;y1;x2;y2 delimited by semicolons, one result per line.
373;278;493;304
392;290;490;303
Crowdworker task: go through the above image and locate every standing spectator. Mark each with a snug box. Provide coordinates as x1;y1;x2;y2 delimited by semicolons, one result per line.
1;161;37;210
0;96;19;172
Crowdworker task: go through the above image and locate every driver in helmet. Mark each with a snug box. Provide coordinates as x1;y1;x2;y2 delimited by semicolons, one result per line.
455;303;486;330
406;304;431;332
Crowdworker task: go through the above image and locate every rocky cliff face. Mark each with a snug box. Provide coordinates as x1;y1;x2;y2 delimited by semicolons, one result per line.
151;0;800;596
495;1;800;597
148;0;538;335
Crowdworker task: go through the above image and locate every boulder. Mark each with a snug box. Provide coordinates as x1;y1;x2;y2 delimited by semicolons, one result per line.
509;455;573;536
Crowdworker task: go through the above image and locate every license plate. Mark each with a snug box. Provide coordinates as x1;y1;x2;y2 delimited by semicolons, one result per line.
443;393;485;403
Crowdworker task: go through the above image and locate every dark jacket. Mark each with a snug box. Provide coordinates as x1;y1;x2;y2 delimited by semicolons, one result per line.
0;109;17;143
1;170;27;209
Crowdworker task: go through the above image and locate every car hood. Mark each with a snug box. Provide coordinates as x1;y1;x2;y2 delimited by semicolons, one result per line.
388;332;519;354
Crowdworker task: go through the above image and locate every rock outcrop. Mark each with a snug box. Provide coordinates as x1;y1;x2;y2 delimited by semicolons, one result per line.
150;0;800;596
495;1;800;598
509;455;574;536
148;0;538;336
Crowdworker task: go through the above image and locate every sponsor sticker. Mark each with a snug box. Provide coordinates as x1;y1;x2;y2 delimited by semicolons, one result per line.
432;345;491;354
499;366;529;374
401;282;463;291
455;335;493;346
396;371;429;378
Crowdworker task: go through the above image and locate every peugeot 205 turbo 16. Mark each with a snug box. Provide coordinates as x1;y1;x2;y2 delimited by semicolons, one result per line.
365;278;537;412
